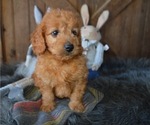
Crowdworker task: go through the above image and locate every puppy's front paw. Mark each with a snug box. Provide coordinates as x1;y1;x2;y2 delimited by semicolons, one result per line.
69;101;84;112
41;103;55;112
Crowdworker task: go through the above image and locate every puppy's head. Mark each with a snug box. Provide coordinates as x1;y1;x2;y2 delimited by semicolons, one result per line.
31;9;83;60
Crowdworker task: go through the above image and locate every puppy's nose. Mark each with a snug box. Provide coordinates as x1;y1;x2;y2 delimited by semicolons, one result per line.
64;42;74;52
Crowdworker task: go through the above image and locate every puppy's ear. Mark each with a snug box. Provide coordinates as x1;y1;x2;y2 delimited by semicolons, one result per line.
31;25;46;55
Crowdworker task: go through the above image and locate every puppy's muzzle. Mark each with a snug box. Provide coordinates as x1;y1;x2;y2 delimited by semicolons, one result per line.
64;42;74;52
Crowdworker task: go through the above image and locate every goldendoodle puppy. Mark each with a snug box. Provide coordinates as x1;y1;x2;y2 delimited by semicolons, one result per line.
31;9;88;112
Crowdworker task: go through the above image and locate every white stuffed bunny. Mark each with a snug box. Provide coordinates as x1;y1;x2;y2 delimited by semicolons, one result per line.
81;4;109;71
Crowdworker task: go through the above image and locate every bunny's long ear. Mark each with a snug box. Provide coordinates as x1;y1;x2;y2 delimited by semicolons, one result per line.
81;4;89;26
96;10;109;29
31;24;46;55
34;5;43;25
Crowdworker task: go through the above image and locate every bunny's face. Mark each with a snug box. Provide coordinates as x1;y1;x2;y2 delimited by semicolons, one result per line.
81;25;101;41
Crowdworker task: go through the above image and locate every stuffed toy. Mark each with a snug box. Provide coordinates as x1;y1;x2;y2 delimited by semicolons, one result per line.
81;4;109;73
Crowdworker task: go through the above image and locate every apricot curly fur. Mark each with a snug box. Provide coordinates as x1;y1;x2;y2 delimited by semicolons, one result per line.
31;9;88;112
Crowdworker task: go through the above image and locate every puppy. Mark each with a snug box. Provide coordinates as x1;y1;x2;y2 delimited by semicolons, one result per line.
31;9;88;112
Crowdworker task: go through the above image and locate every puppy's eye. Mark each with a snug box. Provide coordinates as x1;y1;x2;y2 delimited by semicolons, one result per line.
72;30;78;36
51;30;59;37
